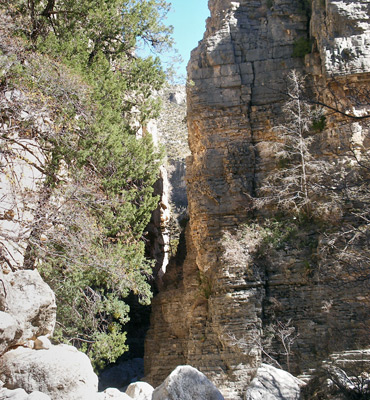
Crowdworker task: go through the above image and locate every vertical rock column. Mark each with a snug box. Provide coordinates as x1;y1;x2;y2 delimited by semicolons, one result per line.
187;1;308;396
146;0;309;398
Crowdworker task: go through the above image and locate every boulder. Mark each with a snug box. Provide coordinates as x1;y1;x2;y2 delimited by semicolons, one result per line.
0;387;29;399
0;388;51;399
0;311;21;355
125;381;154;400
152;365;224;400
168;89;186;105
27;392;51;399
95;388;132;399
0;344;98;400
245;364;304;400
0;269;56;353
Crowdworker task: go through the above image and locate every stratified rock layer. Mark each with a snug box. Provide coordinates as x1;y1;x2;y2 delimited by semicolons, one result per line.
145;1;370;399
301;349;370;399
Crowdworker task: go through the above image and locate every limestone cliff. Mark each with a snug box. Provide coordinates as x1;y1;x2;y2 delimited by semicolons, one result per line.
145;1;370;399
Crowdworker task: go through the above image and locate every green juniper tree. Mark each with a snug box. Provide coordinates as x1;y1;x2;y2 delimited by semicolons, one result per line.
0;0;172;369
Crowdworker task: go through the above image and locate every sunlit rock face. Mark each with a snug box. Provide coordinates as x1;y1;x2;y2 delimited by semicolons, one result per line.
145;1;370;399
0;269;56;356
311;0;370;75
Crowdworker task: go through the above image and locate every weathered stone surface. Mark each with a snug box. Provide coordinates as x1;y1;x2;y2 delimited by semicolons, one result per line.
0;388;29;400
168;87;186;105
26;392;51;400
125;382;153;400
0;388;51;399
0;269;56;354
301;349;370;399
245;364;304;400
145;1;370;399
95;388;132;400
152;365;224;400
311;0;370;76
146;166;171;281
0;345;98;400
146;0;308;397
0;312;20;355
0;79;52;271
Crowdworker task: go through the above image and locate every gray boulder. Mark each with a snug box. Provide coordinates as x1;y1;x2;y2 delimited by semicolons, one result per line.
125;381;154;400
0;344;98;400
168;88;186;105
152;365;224;400
0;311;21;355
0;387;29;399
0;388;51;399
245;364;304;400
0;269;56;353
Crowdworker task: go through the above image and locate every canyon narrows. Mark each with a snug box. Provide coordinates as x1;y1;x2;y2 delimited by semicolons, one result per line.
145;1;370;399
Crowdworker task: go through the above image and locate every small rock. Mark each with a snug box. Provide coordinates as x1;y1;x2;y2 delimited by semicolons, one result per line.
23;340;35;349
20;111;30;120
168;91;186;105
125;381;154;400
34;336;51;350
4;91;12;102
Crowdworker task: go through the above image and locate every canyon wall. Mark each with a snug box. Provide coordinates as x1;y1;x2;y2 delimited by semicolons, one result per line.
145;1;370;399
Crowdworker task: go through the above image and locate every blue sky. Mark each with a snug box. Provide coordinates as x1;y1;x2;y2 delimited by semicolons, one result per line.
162;0;210;81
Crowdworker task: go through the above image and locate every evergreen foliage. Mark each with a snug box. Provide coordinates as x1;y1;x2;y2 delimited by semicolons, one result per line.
0;0;172;369
292;37;311;58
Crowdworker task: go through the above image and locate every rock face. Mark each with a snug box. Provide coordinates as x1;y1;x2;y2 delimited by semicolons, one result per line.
0;85;49;271
301;349;370;399
145;0;370;399
311;0;370;75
